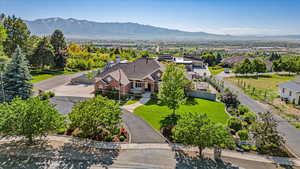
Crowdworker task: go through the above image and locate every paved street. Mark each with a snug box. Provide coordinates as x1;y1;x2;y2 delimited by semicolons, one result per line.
34;71;88;91
216;72;300;158
1;135;298;169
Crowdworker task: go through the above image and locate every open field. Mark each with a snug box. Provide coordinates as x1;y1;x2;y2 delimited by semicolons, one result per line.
226;74;297;102
134;98;229;130
31;70;77;83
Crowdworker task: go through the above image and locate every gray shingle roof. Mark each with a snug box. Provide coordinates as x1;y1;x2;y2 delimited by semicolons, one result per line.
279;77;300;92
97;58;163;81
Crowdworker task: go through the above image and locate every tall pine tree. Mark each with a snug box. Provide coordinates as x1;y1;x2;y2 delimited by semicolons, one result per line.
2;46;32;102
50;30;67;69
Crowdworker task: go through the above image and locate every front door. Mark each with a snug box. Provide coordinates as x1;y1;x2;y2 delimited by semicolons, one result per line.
145;82;151;91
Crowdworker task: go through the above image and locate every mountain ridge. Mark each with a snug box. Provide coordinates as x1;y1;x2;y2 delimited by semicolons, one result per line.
24;17;300;41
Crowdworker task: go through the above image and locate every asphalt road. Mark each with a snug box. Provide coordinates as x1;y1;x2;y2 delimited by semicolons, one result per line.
216;72;300;158
34;71;88;91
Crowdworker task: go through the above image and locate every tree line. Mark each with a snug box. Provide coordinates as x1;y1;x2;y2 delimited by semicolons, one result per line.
0;15;68;70
234;58;267;75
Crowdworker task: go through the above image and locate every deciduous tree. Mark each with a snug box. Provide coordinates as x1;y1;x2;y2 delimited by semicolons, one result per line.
30;37;55;68
68;96;122;138
173;112;214;157
158;63;187;114
3;15;30;57
0;97;64;144
251;112;285;153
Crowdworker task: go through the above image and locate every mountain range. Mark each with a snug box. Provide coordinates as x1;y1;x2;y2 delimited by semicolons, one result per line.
24;17;300;41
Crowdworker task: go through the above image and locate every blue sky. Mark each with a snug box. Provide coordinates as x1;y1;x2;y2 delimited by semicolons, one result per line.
1;0;299;35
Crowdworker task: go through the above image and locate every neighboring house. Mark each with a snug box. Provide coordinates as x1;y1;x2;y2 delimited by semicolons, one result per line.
278;77;300;105
94;58;164;95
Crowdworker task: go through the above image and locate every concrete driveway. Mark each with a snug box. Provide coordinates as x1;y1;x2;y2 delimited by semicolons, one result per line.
49;83;94;98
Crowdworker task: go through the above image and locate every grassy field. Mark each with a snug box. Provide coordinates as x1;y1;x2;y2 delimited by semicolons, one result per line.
209;66;224;76
31;70;77;83
226;74;297;102
134;98;229;130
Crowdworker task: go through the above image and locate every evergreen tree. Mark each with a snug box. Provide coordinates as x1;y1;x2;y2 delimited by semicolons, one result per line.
3;15;30;57
31;37;55;68
269;52;281;61
2;46;32;102
50;30;67;69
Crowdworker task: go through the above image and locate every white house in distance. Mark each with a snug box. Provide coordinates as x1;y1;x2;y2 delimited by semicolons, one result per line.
278;77;300;105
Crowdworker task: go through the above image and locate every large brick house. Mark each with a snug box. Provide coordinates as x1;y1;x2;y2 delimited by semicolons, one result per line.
95;58;164;95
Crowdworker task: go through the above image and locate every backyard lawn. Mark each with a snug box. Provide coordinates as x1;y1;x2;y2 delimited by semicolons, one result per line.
134;98;229;130
226;74;297;102
30;70;77;83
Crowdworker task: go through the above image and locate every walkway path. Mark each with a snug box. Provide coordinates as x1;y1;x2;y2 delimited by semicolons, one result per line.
216;72;300;158
122;92;167;143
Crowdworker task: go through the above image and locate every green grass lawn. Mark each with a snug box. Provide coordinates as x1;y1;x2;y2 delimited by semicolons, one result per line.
134;98;229;130
31;70;77;83
122;98;139;105
226;74;297;102
209;66;224;76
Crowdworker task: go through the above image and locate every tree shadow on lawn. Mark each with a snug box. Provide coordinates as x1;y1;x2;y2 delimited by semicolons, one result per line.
145;97;198;106
175;151;239;169
185;97;197;106
0;138;120;169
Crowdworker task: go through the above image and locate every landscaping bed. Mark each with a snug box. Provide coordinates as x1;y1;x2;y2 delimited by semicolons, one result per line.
134;98;229;130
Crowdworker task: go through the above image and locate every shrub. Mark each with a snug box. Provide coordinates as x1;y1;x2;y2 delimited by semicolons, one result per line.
220;90;240;108
250;145;257;151
227;117;243;133
39;91;55;100
56;128;66;135
241;144;250;152
243;112;257;125
237;105;250;116
237;129;249;141
0;97;64;144
68;96;122;139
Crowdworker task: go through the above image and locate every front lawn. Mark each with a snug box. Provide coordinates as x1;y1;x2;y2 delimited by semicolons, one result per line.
226;74;297;102
31;70;77;83
134;98;229;130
